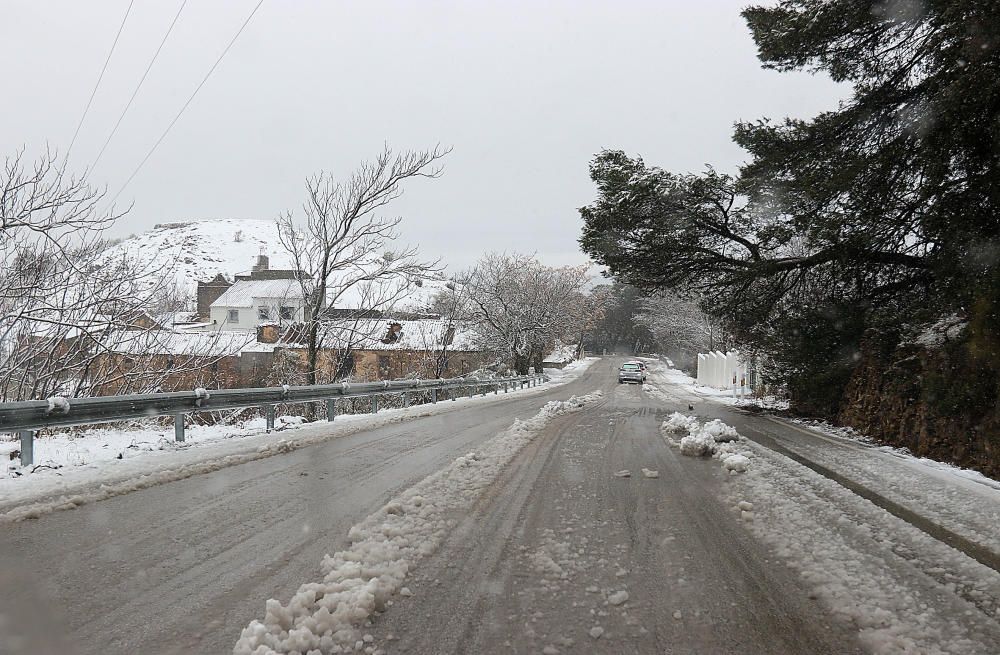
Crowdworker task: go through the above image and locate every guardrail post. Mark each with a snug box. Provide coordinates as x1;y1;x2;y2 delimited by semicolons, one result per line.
372;396;379;414
432;388;438;403
402;392;409;408
19;431;33;467
266;405;275;432
174;414;185;442
326;399;336;422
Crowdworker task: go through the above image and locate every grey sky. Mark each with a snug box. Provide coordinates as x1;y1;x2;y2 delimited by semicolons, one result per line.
2;1;845;273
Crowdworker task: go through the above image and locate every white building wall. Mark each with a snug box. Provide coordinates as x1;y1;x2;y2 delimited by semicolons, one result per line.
210;296;305;331
697;350;751;390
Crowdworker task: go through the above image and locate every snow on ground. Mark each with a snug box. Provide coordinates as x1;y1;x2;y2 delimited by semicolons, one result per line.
651;359;1000;555
232;389;604;655
646;362;788;410
0;359;596;523
666;414;1000;654
661;414;754;473
764;417;1000;555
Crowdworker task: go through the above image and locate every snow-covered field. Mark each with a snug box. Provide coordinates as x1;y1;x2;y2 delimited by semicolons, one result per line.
664;414;1000;655
233;388;604;654
0;359;597;523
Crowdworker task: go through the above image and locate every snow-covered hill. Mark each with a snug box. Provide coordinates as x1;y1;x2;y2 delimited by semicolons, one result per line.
100;219;293;295
100;218;453;311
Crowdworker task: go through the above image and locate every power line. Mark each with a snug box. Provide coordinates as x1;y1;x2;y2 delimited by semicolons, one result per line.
91;0;188;171
65;0;135;163
108;0;266;207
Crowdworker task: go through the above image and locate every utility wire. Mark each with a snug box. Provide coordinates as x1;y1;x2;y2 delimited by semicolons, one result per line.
65;0;135;163
108;0;266;207
91;0;188;171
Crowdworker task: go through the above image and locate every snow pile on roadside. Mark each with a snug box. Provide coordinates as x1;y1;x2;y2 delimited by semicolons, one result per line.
723;439;1000;654
662;412;698;435
700;419;739;443
233;390;603;655
679;432;716;457
662;414;752;474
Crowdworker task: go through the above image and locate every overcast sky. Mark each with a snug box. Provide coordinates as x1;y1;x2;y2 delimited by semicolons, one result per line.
2;1;845;273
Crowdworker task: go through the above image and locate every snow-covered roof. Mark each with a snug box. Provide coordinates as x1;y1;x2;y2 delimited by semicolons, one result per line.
211;280;304;308
106;329;256;357
320;318;479;352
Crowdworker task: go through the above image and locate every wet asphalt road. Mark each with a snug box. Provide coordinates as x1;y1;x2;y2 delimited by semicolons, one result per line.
1;359;874;654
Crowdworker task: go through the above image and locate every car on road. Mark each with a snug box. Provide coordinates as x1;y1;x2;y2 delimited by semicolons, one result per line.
618;362;645;384
631;360;648;380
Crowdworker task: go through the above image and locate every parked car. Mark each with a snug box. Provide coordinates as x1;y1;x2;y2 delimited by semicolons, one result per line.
618;362;644;384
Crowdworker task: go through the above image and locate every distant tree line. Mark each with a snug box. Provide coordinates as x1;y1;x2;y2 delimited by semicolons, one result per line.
580;0;1000;417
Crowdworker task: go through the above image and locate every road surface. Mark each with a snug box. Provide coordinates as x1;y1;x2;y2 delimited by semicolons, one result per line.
3;358;997;654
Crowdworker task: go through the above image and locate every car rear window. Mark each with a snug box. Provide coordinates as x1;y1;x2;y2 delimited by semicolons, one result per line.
621;364;639;370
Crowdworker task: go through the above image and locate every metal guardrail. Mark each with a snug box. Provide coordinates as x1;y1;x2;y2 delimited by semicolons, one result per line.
1;374;546;467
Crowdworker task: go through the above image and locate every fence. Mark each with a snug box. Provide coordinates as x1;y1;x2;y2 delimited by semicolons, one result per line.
696;351;754;395
0;373;545;467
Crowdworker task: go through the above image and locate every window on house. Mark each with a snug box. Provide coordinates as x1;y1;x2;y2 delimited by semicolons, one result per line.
280;306;295;320
258;306;270;320
442;326;456;346
228;309;239;323
378;355;391;379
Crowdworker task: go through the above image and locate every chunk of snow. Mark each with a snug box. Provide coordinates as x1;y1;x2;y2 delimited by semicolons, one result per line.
662;412;698;434
613;470;631;478
46;396;71;413
722;454;750;473
641;468;659;478
589;626;604;639
679;433;715;457
738;501;754;512
607;590;629;605
701;419;739;443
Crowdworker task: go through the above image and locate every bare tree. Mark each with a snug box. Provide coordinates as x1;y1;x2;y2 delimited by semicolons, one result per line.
634;292;724;369
465;253;591;374
277;146;448;390
1;148;229;401
420;277;474;378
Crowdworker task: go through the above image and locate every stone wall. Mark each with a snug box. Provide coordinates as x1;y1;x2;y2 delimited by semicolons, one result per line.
837;328;1000;479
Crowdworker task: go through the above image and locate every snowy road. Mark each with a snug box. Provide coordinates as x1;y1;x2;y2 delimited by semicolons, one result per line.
0;367;603;655
361;362;863;654
4;358;999;654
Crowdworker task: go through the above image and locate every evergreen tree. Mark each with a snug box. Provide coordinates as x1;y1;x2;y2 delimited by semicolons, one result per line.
579;0;1000;414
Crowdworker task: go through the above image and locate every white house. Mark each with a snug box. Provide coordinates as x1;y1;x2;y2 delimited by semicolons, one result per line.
209;279;307;331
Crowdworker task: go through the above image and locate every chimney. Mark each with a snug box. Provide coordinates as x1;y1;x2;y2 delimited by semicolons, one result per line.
257;323;280;344
197;274;231;320
252;251;269;273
